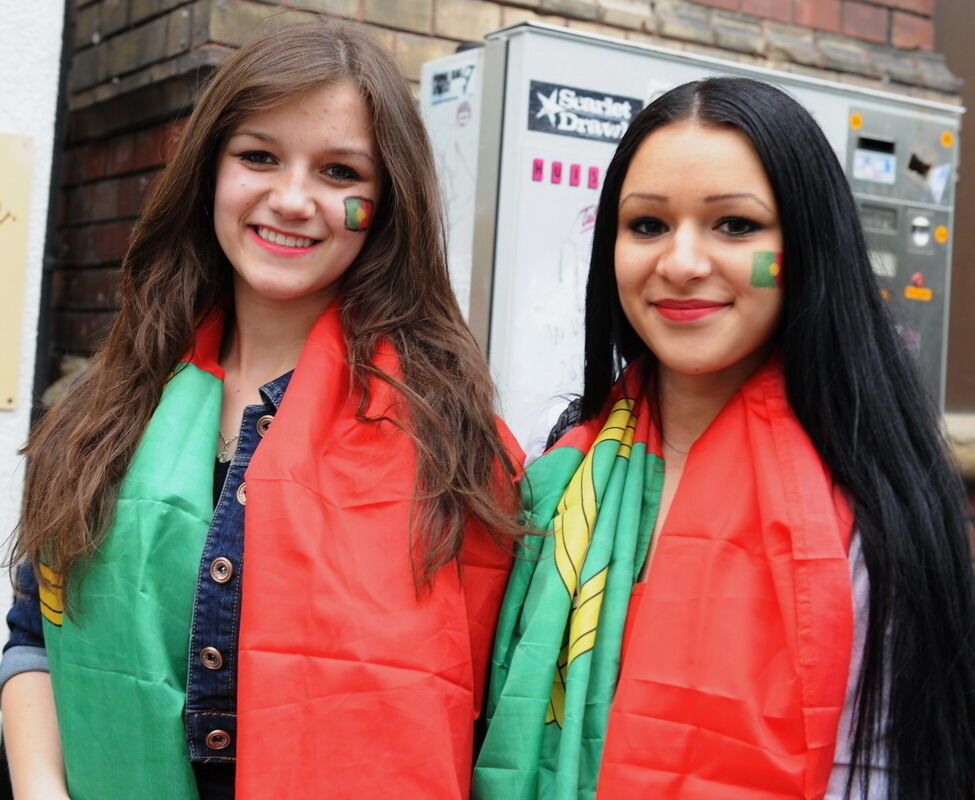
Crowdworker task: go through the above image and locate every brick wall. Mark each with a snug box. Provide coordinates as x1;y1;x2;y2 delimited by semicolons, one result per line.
47;0;960;381
693;0;935;50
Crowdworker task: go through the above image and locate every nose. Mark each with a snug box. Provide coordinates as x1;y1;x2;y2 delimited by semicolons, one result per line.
655;223;712;285
266;168;316;220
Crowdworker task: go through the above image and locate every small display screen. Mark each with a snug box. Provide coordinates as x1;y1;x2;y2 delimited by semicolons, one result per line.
853;150;897;184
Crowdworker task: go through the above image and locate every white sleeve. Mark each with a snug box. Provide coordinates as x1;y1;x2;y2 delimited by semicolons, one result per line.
824;534;890;799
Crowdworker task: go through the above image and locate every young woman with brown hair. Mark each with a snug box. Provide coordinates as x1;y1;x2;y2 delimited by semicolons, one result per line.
1;21;520;800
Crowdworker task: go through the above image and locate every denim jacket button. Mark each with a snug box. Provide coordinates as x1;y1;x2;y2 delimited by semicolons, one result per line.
210;557;234;583
236;482;246;505
257;414;273;436
205;730;231;750
201;646;224;670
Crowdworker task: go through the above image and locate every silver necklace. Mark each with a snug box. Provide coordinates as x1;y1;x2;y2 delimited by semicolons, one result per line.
216;430;238;463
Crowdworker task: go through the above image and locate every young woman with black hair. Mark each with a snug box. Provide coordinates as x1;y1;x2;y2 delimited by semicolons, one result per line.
1;21;520;800
474;77;975;799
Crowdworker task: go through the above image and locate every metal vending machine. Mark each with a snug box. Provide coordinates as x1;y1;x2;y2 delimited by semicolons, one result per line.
420;22;962;446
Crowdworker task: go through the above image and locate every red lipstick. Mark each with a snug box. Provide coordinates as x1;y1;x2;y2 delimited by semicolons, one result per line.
653;298;729;321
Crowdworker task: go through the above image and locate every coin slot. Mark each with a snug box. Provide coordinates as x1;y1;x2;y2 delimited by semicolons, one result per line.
857;135;895;153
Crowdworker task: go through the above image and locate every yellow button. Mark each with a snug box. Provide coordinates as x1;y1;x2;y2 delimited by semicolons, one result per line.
209;557;233;584
257;414;273;437
934;225;949;243
236;482;246;505
850;112;863;130
941;130;955;148
205;730;231;750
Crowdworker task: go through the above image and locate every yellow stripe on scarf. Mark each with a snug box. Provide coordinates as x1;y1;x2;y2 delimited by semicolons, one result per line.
546;399;636;726
39;563;64;626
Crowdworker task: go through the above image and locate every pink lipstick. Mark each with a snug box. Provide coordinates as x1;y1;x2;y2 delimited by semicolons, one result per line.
653;299;729;321
248;225;320;258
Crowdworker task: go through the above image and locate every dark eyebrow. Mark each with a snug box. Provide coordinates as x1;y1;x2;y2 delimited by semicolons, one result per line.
619;192;668;204
228;131;378;164
704;192;772;212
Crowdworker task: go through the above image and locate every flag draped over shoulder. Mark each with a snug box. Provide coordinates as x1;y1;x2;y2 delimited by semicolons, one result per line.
474;370;664;800
474;358;854;800
43;303;514;800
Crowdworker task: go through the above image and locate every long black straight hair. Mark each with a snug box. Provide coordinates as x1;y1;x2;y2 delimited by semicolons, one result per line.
582;77;975;799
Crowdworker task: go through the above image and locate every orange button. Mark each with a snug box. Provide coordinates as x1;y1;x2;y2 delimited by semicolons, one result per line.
904;286;933;301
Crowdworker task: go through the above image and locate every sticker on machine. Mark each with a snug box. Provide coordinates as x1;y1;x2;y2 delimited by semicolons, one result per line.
528;80;641;143
431;64;477;105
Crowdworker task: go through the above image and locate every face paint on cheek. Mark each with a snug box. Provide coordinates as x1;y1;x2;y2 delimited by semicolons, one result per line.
751;251;783;288
344;196;375;232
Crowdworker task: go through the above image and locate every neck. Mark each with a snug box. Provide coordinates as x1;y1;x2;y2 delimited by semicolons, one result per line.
656;347;772;454
222;282;337;386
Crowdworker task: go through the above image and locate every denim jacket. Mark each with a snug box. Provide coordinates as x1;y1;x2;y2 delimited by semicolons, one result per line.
1;371;293;779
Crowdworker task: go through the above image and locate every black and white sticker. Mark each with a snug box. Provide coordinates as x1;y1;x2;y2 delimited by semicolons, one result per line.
527;80;640;143
431;65;477;105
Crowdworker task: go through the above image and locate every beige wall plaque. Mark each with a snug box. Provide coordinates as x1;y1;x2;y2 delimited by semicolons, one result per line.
0;134;33;411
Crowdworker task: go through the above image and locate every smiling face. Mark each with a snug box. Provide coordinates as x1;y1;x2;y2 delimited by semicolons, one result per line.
614;121;784;382
213;82;381;313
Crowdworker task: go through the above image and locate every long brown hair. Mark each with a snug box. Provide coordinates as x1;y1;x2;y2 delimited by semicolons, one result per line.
17;20;520;603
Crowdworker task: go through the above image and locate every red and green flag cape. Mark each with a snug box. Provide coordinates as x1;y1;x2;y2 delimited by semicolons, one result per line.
474;359;854;799
42;302;514;799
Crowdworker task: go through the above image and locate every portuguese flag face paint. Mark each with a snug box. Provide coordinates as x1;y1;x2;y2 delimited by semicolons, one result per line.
344;196;374;231
751;250;783;288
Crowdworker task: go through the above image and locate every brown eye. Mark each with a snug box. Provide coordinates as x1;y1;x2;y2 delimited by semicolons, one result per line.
238;151;276;166
324;164;361;182
717;217;762;236
628;217;667;237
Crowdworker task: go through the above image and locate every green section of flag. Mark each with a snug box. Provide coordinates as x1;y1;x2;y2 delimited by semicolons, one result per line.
751;250;781;288
474;404;663;800
44;363;221;800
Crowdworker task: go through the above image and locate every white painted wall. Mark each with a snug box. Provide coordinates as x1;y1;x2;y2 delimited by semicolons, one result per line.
0;1;66;612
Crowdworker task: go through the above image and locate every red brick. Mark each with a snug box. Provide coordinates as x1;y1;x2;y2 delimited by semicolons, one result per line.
163;119;188;159
52;268;122;310
53;310;115;353
67;179;120;224
794;0;840;32
891;10;933;49
117;171;157;218
120;125;171;174
59;222;133;267
875;0;932;15
842;1;888;44
740;0;790;23
690;0;740;10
